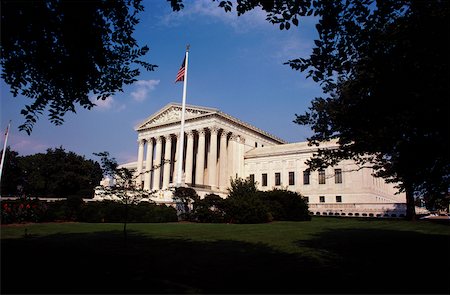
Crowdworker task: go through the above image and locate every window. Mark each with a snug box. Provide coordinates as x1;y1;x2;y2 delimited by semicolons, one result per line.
335;169;342;184
318;169;326;184
336;195;342;203
304;196;309;203
319;196;325;203
303;170;310;185
262;173;268;186
255;142;258;147
275;172;281;186
289;171;295;185
249;174;255;183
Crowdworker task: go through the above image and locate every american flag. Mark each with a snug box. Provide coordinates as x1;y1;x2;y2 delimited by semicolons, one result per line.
175;57;186;83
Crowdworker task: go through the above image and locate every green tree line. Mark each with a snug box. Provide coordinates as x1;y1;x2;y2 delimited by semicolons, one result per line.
0;147;103;198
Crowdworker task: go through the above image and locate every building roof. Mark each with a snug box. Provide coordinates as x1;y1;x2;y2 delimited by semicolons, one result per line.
245;140;339;159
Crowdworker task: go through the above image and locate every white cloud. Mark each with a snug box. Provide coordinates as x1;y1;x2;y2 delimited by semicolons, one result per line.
95;96;114;110
273;35;314;63
10;134;49;155
91;95;126;112
160;0;269;32
131;79;160;102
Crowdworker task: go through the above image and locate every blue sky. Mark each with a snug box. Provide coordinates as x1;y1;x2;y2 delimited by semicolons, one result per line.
0;0;323;163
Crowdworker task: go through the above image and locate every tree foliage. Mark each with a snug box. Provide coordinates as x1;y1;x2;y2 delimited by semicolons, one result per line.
260;189;310;221
0;147;103;198
0;147;22;195
1;0;157;134
172;186;199;218
290;0;449;220
192;193;226;223
170;0;450;220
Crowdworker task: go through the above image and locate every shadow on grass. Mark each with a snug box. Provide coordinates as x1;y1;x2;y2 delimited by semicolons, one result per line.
1;227;449;294
295;228;450;294
2;230;319;294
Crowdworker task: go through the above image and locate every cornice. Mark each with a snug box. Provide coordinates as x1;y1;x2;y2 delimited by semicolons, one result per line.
136;102;287;144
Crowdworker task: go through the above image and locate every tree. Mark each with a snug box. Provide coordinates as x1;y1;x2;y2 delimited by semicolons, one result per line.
0;147;22;196
1;147;103;198
94;151;153;245
260;189;310;221
224;177;271;224
289;0;449;220
170;0;450;220
192;193;226;223
172;186;199;219
1;0;157;134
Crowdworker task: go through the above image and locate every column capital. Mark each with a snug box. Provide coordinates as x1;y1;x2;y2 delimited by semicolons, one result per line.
229;134;238;141
209;127;219;135
186;130;195;138
138;138;145;145
198;129;206;136
155;136;163;143
220;130;228;138
164;134;173;141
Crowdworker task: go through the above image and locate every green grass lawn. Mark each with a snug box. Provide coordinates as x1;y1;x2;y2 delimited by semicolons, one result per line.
2;217;449;294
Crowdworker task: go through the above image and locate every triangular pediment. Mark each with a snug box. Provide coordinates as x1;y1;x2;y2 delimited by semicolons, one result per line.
136;103;218;130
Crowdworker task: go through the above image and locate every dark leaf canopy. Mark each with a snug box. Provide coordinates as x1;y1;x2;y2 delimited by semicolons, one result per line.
292;0;449;198
169;0;449;219
1;147;103;198
1;0;157;134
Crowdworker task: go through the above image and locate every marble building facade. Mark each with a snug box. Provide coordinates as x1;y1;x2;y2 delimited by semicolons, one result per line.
101;103;406;217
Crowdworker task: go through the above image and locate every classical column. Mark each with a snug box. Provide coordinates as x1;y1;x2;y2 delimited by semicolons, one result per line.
195;129;206;186
162;135;172;189
184;131;195;185
237;136;246;177
144;138;154;190
228;134;237;183
152;136;163;190
219;130;228;189
172;134;180;185
136;139;145;188
208;127;218;189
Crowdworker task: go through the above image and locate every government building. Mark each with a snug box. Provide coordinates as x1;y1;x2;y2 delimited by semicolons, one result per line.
99;103;407;217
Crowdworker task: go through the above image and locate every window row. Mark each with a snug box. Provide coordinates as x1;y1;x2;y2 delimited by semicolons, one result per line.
303;196;342;203
250;169;343;187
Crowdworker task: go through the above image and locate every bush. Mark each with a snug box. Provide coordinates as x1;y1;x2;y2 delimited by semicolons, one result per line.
192;194;226;223
260;189;311;221
78;200;178;223
1;198;178;224
224;178;271;224
1;198;50;224
173;186;199;220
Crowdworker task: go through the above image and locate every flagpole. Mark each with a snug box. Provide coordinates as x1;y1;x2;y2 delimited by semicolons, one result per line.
176;45;189;187
0;120;11;186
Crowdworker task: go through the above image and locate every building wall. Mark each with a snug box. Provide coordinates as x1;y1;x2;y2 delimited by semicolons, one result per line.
98;104;407;216
244;142;405;205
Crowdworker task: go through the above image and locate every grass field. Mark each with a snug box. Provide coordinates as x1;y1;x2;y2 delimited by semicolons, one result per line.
1;217;449;294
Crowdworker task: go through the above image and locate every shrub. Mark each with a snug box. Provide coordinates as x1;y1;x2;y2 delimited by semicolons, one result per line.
1;198;178;224
79;200;178;223
192;194;226;223
172;187;199;220
1;198;49;224
224;178;271;224
261;189;311;221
